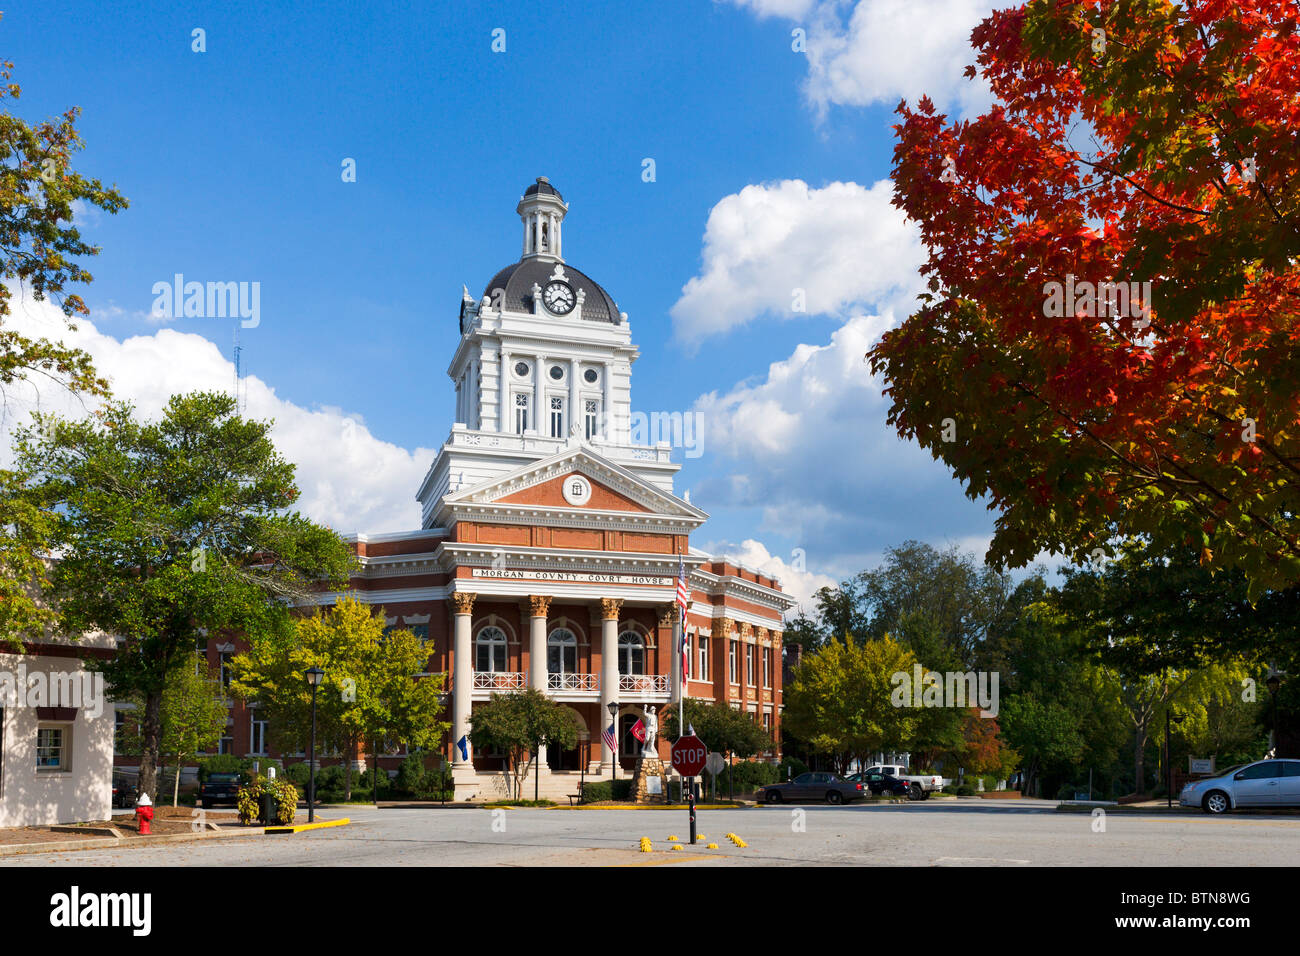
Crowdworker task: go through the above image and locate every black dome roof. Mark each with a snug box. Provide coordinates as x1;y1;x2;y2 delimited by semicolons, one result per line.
483;259;621;324
523;177;563;202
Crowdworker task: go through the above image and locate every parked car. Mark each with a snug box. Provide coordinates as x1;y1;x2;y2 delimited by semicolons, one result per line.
862;765;943;800
1180;758;1300;814
199;772;243;809
758;772;865;805
111;772;137;809
846;771;911;797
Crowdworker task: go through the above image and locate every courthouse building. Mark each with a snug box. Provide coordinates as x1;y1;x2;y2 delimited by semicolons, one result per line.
204;179;796;798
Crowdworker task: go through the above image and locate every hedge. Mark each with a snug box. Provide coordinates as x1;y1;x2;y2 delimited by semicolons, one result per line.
580;779;633;802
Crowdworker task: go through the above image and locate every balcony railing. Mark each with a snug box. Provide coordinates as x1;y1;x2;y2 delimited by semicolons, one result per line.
548;673;599;693
473;671;526;691
618;674;670;696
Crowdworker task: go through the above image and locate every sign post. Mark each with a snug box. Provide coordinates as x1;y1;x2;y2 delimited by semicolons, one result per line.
671;734;707;845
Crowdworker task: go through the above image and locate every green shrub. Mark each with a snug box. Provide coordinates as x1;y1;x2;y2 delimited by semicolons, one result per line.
714;760;779;795
314;765;345;792
777;756;808;780
286;763;313;789
236;775;298;825
197;755;245;783
580;779;633;802
395;754;428;795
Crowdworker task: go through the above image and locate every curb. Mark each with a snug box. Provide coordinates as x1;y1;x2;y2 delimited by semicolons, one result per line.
1054;803;1198;815
549;804;750;810
0;826;268;858
265;817;350;834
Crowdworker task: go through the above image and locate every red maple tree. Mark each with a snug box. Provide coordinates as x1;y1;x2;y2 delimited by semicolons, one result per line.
868;0;1300;595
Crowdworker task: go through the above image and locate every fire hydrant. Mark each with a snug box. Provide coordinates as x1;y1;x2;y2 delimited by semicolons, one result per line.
135;793;154;835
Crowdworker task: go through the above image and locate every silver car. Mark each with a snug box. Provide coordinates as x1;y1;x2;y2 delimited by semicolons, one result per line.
1179;758;1300;813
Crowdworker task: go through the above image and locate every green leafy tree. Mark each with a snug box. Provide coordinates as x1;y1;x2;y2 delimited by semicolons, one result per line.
661;698;772;757
0;37;129;647
859;541;1016;670
987;597;1127;796
16;391;357;800
231;596;449;801
660;698;773;799
0;33;127;395
782;635;921;773
468;689;580;800
153;663;227;807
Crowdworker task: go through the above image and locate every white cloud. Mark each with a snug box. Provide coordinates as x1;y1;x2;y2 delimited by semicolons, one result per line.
725;0;995;116
698;536;838;617
670;179;924;344
1;292;433;535
693;310;996;573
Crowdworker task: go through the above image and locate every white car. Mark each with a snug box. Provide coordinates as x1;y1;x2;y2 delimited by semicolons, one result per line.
1179;758;1300;813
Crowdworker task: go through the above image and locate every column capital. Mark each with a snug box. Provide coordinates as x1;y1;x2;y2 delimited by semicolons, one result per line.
451;592;477;616
528;595;552;618
739;621;753;641
600;597;623;621
714;616;733;637
657;603;680;626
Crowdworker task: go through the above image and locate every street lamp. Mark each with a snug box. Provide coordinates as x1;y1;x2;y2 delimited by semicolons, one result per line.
305;665;325;823
1267;671;1283;757
606;701;619;781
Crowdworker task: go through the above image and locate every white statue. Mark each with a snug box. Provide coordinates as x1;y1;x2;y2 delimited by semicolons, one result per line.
642;706;658;757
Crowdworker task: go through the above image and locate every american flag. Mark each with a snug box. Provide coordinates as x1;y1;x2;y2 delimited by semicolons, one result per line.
601;723;617;753
677;553;691;619
677;554;691;681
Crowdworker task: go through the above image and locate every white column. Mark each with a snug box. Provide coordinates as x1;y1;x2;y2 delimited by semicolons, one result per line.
533;353;545;436
451;593;476;769
599;598;622;773
499;349;511;433
569;358;580;439
602;362;614;441
528;596;550;692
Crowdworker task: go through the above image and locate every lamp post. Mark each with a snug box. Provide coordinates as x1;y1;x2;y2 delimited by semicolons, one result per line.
305;665;325;824
1267;671;1283;757
606;701;619;781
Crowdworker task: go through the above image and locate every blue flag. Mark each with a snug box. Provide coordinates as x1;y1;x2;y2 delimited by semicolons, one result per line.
456;734;469;761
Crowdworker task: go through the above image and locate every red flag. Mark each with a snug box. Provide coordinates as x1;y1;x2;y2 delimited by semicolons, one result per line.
630;719;646;742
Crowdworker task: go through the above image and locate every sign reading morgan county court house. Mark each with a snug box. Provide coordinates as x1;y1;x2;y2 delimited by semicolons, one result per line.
471;569;671;585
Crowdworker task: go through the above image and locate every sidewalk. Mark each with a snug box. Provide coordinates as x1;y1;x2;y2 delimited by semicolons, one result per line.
0;805;345;857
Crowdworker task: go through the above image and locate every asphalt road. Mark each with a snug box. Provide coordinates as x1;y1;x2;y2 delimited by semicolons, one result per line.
5;799;1299;866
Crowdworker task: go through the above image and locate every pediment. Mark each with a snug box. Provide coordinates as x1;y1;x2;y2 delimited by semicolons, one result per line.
442;446;706;520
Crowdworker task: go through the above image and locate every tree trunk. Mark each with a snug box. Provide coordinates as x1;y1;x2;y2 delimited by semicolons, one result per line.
344;740;354;800
1134;724;1148;796
139;690;163;801
372;741;382;807
173;754;183;808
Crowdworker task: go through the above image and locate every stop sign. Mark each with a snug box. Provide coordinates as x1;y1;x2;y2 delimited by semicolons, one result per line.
671;734;708;777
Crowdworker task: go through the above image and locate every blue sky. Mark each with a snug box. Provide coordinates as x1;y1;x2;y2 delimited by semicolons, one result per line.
4;0;1010;608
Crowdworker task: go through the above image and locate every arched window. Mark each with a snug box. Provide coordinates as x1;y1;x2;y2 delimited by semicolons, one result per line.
475;626;508;673
618;632;645;676
547;628;577;675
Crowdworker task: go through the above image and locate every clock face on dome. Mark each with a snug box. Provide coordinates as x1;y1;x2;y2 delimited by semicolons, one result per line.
542;280;576;315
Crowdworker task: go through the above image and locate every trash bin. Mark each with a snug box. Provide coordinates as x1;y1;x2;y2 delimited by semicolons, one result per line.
259;792;275;825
